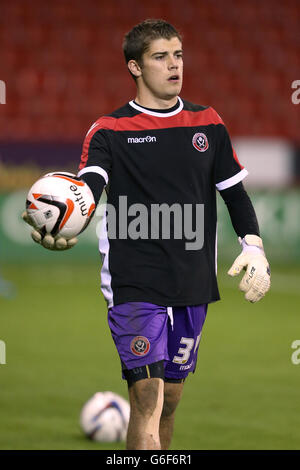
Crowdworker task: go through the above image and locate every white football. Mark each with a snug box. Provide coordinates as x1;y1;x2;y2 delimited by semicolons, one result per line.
26;172;95;239
79;391;130;442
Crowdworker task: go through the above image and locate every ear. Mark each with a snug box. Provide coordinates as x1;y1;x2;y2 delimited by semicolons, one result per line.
127;60;142;78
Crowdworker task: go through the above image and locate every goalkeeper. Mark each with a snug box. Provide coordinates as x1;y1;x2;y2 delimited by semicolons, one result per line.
22;19;270;451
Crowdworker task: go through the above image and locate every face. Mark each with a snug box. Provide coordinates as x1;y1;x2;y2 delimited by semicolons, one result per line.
129;36;183;103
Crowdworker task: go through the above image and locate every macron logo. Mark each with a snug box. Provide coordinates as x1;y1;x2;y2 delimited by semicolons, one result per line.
128;136;157;144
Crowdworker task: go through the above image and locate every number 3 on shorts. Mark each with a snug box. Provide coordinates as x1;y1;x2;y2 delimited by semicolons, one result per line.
172;334;202;364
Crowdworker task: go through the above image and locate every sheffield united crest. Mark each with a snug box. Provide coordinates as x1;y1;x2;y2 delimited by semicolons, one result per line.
130;336;150;356
192;133;209;152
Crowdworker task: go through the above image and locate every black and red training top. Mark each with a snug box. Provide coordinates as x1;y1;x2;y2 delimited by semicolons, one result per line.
77;97;248;308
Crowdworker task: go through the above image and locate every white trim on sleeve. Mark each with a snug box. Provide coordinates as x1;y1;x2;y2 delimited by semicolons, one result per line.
216;168;248;191
77;166;109;185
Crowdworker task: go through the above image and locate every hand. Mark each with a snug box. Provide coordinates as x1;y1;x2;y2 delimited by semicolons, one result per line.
228;234;271;303
21;211;78;251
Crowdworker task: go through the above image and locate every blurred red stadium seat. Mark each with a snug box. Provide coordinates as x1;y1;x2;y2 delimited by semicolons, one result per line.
0;0;299;141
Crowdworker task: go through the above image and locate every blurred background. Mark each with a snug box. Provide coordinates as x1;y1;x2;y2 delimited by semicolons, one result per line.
0;0;299;451
0;0;300;262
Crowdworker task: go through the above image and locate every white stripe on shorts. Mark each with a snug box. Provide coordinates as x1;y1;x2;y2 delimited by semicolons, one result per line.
167;306;174;330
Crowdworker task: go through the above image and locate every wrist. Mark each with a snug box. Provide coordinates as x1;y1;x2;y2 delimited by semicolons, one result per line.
238;234;265;255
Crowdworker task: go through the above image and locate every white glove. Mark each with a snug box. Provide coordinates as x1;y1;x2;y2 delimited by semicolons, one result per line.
22;211;78;251
228;234;271;303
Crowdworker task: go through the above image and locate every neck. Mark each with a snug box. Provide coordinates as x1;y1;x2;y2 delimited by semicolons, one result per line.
135;89;178;110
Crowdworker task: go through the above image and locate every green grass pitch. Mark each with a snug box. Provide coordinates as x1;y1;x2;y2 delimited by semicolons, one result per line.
0;260;299;450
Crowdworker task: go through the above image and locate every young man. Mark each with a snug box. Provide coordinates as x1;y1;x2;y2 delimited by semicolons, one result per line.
23;20;271;450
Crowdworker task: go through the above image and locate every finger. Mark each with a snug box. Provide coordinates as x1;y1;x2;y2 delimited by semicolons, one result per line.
228;256;246;277
244;275;271;302
245;287;264;303
55;237;68;250
21;210;29;222
245;283;266;302
254;274;271;295
240;261;270;293
239;258;264;292
239;267;256;292
22;210;34;227
42;234;55;249
54;237;78;250
67;237;78;248
31;230;42;244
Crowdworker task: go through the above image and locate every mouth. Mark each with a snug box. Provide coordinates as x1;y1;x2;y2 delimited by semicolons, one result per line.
168;74;180;82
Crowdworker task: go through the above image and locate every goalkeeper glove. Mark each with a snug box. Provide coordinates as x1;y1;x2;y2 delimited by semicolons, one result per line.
21;211;78;251
228;234;271;303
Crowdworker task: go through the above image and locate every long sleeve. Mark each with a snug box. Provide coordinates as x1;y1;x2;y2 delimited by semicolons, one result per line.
219;182;260;238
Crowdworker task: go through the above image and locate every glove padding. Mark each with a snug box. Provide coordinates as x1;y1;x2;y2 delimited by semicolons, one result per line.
228;234;271;303
22;211;78;251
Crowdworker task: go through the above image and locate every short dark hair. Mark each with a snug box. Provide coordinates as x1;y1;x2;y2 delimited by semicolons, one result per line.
123;19;182;67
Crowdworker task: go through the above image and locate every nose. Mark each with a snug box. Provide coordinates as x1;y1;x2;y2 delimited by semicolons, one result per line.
167;55;178;69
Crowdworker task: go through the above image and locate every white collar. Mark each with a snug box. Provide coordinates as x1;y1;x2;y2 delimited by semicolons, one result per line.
129;97;183;117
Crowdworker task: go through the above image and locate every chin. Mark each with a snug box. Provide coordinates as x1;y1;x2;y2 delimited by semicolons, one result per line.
162;87;182;100
169;84;182;95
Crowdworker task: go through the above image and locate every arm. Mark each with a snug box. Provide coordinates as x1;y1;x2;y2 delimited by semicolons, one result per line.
212;109;270;302
79;171;105;206
219;181;259;238
219;182;270;303
23;119;111;250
